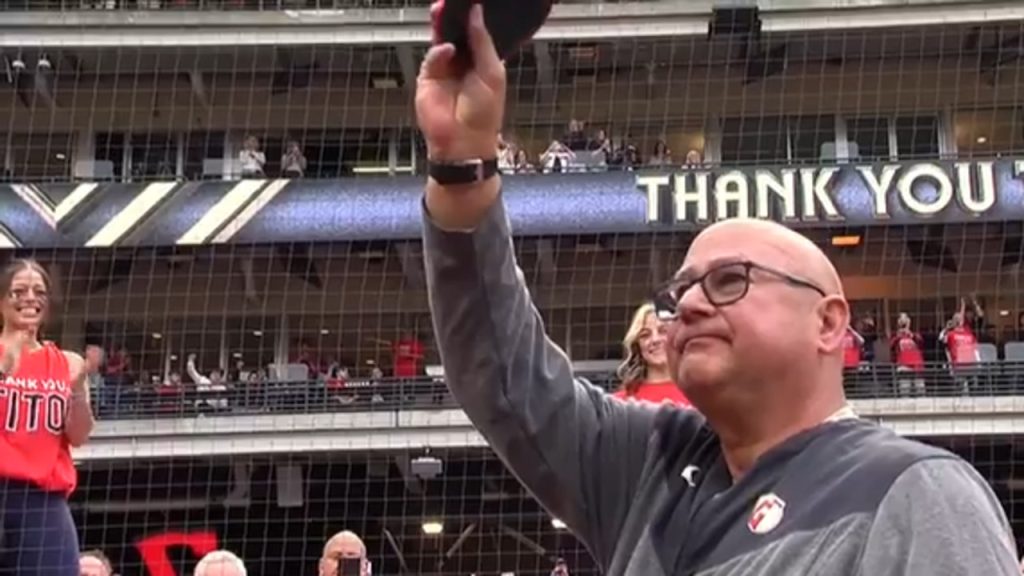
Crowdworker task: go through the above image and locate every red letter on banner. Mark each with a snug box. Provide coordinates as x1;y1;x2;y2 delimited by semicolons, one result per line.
136;530;219;576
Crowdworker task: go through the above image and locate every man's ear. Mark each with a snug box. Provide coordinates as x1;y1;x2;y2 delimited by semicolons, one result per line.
816;296;851;354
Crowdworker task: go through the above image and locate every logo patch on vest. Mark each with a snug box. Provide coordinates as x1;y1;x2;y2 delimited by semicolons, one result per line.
748;493;786;535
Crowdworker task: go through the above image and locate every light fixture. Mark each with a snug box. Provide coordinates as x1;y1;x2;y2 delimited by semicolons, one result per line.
232;352;243;358
252;330;263;337
976;136;988;144
831;235;861;247
1000;310;1010;317
55;153;66;160
170;354;178;361
421;521;444;535
320;329;329;335
551;518;568;530
365;359;376;365
151;332;162;340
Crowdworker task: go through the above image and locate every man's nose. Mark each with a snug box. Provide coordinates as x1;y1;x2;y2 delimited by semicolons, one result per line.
676;283;716;323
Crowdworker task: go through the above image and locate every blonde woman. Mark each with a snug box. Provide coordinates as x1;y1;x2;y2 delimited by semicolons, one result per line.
612;302;691;407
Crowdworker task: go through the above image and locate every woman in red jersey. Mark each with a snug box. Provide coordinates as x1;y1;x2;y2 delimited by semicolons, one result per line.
612;302;692;407
0;259;98;576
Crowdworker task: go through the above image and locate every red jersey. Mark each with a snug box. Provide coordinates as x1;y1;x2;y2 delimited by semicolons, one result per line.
393;338;424;378
0;342;77;495
944;326;978;366
890;331;925;371
841;330;862;368
613;380;692;408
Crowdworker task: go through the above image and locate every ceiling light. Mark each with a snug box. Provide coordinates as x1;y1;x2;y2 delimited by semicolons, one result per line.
151;332;162;339
999;309;1010;317
551;518;568;530
320;329;329;335
831;235;861;247
232;352;243;358
422;521;443;535
55;153;66;160
252;330;263;337
976;136;988;144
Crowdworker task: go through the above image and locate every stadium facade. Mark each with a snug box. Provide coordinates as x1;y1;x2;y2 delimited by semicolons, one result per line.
2;0;1024;574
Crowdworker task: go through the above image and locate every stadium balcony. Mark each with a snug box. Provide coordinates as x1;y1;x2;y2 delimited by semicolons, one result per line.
0;0;602;10
88;359;1024;421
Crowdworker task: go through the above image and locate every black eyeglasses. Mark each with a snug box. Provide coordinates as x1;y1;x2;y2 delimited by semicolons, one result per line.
653;260;827;321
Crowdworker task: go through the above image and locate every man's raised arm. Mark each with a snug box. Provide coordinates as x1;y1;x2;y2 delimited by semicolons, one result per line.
414;4;686;562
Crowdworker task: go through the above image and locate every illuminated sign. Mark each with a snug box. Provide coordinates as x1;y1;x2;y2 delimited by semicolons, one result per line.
637;158;1024;224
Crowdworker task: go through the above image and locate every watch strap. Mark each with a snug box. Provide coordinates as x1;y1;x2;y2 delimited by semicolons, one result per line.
428;158;499;185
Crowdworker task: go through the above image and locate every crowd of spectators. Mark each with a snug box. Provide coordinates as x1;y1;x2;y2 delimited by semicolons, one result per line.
841;297;1024;396
87;331;429;417
497;120;703;175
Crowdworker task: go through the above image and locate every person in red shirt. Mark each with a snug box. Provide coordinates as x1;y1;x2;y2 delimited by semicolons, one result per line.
941;312;979;367
890;313;925;396
841;326;864;369
0;259;99;575
613;303;692;407
940;300;981;395
393;331;424;379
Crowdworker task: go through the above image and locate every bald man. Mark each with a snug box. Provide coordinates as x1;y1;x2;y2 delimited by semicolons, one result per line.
194;550;247;576
319;530;369;576
414;5;1019;575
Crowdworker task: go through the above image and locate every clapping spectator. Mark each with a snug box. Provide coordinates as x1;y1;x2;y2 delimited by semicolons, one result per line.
281;140;307;178
541;140;575;173
647;140;673;167
563;119;588;151
187;354;230;411
514;149;535;173
238;135;266;178
589;129;613;165
685;148;703;167
498;133;516;173
891;313;926;396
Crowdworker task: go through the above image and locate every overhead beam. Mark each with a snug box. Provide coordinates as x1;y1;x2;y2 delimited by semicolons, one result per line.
498;524;548;558
438;523;477;570
393;454;424;495
532;41;557;105
396;45;418;98
188;70;210;110
535;239;556;286
383;528;411;575
395;241;425;289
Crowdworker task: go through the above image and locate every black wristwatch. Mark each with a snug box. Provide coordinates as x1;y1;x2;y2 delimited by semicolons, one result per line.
428;158;499;186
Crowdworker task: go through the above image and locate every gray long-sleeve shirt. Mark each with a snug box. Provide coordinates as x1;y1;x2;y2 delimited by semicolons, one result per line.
421;196;1020;575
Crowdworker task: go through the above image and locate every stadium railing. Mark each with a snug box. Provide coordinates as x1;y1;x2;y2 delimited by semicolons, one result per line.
89;360;1024;421
0;0;605;11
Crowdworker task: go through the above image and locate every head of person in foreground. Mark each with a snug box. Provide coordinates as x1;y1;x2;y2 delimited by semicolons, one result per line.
194;550;247;576
319;530;369;576
654;218;849;449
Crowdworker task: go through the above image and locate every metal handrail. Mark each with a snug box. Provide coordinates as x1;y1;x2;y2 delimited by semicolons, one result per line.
90;360;1024;421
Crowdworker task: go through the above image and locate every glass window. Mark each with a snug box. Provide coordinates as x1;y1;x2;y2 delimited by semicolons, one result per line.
894;116;939;159
183;131;225;180
846;117;890;162
790;116;835;163
131;133;176;180
95;132;125;180
720;117;788;165
955;109;1024;158
8;133;74;181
